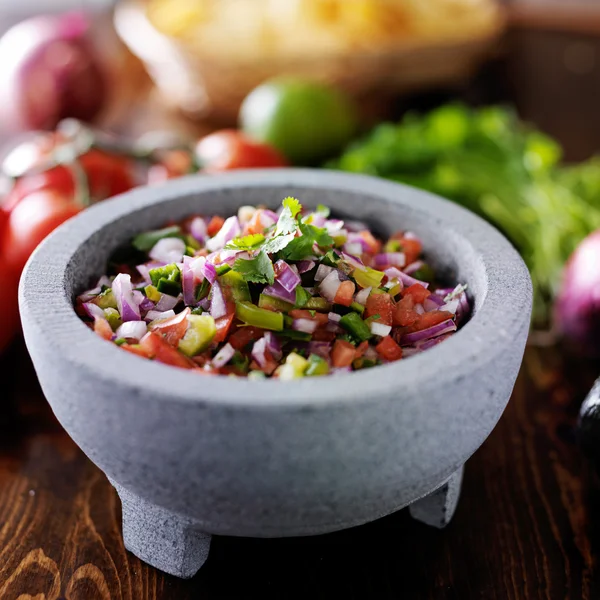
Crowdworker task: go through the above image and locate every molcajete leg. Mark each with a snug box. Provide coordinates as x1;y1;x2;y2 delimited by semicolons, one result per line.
408;465;464;528
115;484;212;578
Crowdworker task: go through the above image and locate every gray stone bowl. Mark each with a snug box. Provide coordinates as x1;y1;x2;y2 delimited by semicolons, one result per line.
19;169;532;578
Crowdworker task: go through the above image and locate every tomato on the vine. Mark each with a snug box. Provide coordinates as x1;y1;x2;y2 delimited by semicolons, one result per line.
2;189;82;274
195;130;288;172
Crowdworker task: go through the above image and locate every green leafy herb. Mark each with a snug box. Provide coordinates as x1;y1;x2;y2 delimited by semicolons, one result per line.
281;224;334;261
233;250;275;285
262;197;302;254
294;285;310;308
225;233;266;251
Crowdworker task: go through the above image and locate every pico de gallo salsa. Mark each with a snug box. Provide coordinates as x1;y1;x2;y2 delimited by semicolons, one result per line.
76;198;470;379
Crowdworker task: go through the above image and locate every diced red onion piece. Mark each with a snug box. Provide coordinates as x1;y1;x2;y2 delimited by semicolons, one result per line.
116;321;147;341
132;290;145;305
209;280;227;319
139;296;155;312
145;309;175;322
326;322;343;334
182;256;196;306
325;219;345;233
343;242;363;256
444;284;468;302
263;281;296;304
78;287;101;303
264;332;282;360
315;264;334;282
401;319;456;345
415;334;452;351
213;343;235;368
82;302;105;320
370;322;392;337
149;237;186;264
374;253;406;268
155;293;179;312
308;341;331;360
297;260;315;274
309;213;326;228
319;270;341;302
274;260;302;293
385;267;429;289
199;260;217;284
206;216;241;251
427;293;445;306
404;260;424;275
112;273;141;322
402;347;421;358
346;232;371;252
261;210;278;228
404;231;420;242
96;275;112;288
293;319;319;334
198;297;210;311
251;337;268;368
190;217;207;243
341;252;364;269
414;303;425;315
422;298;439;312
383;278;401;291
441;299;459;314
435;288;454;297
328;312;341;323
136;261;163;283
354;287;371;305
345;220;370;233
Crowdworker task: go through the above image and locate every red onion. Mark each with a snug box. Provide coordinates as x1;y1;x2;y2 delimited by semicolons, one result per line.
328;312;342;323
116;321;147;342
319;270;342;302
456;293;470;325
78;286;101;303
251;337;268;368
82;301;104;320
136;262;164;283
401;319;456;345
415;333;452;351
198;259;217;285
261;210;278;228
343;242;363;256
264;332;282;360
145;309;175;322
315;264;334;282
354;287;371;306
297;260;315;274
374;253;406;268
385;267;429;289
555;230;600;356
206;216;241;251
112;273;140;322
404;260;424;275
155;293;179;312
96;275;112;288
0;12;106;132
364;345;379;361
149;238;185;264
414;303;425;315
325;219;345;233
263;281;296;304
427;293;445;307
190;217;207;243
274;260;301;293
213;343;235;368
139;296;155;313
309;213;326;228
370;322;392;337
293;319;319;334
182;256;196;306
440;299;459;314
435;288;454;298
308;341;332;360
209;280;228;319
341;252;364;269
422;297;440;312
346;232;371;252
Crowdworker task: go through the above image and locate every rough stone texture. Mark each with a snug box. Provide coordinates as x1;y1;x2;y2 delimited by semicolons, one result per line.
19;169;532;578
409;466;464;528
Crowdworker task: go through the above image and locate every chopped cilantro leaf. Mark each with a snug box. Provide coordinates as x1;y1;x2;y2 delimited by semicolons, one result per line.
281;224;334;260
225;233;265;251
282;197;301;218
233;250;275;285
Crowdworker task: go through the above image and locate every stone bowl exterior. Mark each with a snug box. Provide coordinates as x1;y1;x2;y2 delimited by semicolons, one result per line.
19;169;532;577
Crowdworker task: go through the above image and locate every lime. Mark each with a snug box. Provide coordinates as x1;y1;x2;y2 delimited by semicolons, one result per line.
239;78;358;165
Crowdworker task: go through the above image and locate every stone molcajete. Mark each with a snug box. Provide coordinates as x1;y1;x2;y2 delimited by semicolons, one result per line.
19;169;532;578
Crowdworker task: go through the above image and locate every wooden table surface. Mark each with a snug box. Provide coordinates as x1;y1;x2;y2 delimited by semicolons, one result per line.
3;22;600;600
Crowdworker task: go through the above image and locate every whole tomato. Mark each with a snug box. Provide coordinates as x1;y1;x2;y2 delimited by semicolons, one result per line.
0;266;19;354
195;130;288;172
2;189;82;274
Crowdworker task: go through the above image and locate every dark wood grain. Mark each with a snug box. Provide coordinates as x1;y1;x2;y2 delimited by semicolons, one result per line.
1;341;599;600
3;23;600;600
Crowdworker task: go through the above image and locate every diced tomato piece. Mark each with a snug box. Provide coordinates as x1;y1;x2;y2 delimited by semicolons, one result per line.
289;309;329;326
391;235;422;265
393;295;419;327
365;293;393;326
229;326;265;350
312;329;337;342
376;336;403;361
139;332;195;369
359;230;382;254
213;314;235;344
355;340;369;359
331;339;356;368
148;307;191;346
207;215;225;237
334;280;355;307
121;344;152;359
402;283;431;304
94;317;113;341
403;311;454;334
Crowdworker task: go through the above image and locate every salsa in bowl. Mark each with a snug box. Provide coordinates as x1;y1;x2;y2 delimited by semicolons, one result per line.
77;197;470;379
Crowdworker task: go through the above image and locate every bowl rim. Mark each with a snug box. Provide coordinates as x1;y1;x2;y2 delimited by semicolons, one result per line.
20;169;532;408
